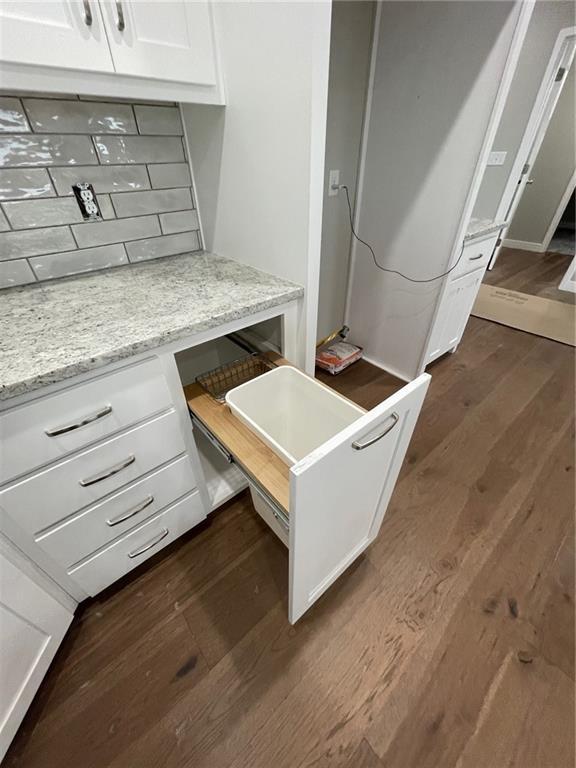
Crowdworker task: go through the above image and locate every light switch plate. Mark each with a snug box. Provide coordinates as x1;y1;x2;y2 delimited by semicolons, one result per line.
487;151;507;166
328;169;340;197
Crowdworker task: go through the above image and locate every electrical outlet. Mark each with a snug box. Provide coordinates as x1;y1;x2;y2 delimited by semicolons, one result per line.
487;151;507;166
328;169;340;197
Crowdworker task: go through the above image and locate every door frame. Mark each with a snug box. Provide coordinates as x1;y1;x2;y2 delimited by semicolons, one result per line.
490;26;576;268
541;169;576;253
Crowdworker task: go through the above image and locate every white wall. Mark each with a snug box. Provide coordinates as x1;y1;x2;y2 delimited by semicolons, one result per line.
474;0;576;222
346;1;520;381
182;2;331;371
507;62;575;247
317;1;374;343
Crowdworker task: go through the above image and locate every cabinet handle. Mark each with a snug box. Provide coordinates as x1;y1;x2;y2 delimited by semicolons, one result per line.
128;528;169;558
352;412;399;450
45;404;112;437
106;495;154;527
469;253;484;261
83;0;93;26
79;454;135;487
115;1;125;31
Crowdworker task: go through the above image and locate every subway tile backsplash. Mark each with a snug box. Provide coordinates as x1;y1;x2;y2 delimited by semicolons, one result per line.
0;94;201;288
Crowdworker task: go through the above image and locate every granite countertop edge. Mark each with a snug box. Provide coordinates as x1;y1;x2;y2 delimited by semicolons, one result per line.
464;217;507;242
0;252;304;403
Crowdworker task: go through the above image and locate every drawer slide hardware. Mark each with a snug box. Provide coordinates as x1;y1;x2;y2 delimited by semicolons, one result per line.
128;528;168;558
191;413;233;463
107;495;154;527
190;412;289;531
352;412;399;450
79;454;135;487
45;404;112;437
248;478;289;531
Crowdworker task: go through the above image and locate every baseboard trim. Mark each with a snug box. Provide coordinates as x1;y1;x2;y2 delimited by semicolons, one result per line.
502;238;546;253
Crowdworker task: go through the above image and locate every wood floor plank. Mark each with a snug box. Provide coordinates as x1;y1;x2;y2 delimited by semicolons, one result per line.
6;318;574;768
454;652;574;768
366;424;575;768
182;533;288;668
484;247;575;305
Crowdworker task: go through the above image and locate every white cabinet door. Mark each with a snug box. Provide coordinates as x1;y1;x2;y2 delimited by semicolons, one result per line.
289;374;430;623
0;1;114;72
427;268;485;361
0;552;73;760
99;0;218;85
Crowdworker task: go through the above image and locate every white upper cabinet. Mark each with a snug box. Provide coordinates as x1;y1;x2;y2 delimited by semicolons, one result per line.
0;0;113;71
99;1;217;85
0;1;223;102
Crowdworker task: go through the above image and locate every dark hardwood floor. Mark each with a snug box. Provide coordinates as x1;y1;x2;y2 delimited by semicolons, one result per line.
484;246;575;304
6;317;575;768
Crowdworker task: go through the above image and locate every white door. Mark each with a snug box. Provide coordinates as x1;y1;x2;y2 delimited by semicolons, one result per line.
289;374;430;623
99;1;217;85
490;33;576;269
559;255;576;293
0;552;73;760
0;1;114;72
427;269;485;361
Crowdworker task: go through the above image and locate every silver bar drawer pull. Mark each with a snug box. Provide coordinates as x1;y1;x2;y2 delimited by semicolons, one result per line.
106;495;154;527
352;412;399;451
116;1;125;31
128;528;169;558
83;0;93;25
79;455;135;487
45;405;112;437
469;253;484;261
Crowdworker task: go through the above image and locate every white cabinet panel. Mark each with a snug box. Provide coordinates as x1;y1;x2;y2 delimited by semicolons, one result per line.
0;551;73;761
99;0;217;85
0;1;114;72
289;374;430;623
427;269;485;362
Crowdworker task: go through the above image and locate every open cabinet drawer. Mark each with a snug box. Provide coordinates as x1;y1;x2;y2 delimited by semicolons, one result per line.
185;361;430;623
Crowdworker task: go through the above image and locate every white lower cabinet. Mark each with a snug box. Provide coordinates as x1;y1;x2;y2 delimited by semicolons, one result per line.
186;356;430;624
0;355;207;600
68;490;205;595
427;268;485;362
426;235;498;364
0;550;73;761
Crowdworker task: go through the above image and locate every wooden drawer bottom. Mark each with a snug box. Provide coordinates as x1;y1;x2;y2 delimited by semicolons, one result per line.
68;490;205;596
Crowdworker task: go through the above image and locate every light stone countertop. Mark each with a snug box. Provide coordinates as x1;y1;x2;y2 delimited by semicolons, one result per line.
465;217;507;242
0;252;303;401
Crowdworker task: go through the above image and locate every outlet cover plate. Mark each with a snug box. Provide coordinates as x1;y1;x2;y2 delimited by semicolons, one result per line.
328;169;340;196
487;151;507;166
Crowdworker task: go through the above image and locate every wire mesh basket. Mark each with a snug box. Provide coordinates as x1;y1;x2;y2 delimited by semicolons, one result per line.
196;354;276;402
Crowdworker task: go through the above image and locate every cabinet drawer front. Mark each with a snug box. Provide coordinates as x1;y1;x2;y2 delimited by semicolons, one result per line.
68;491;205;596
0;411;186;535
451;235;497;281
450;234;498;280
0;358;172;485
36;456;196;568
